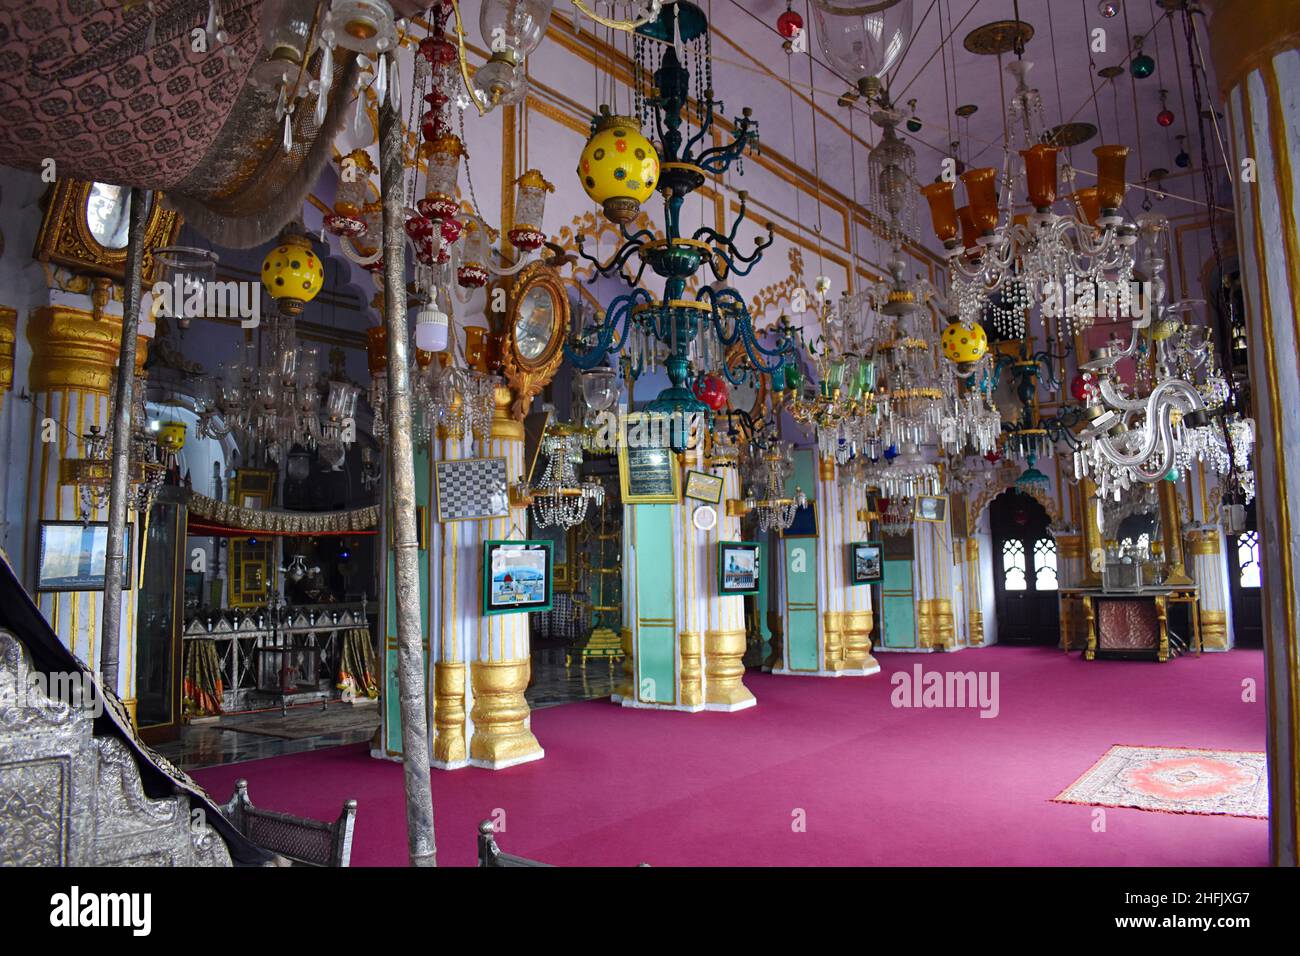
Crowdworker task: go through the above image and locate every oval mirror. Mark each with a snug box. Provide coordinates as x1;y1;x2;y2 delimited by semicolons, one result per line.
515;284;557;361
85;182;131;250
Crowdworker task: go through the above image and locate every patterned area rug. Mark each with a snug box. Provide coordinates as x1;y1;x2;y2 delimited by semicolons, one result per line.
1054;745;1269;818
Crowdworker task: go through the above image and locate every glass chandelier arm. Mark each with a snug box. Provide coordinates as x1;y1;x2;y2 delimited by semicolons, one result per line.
340;234;383;266
564;290;647;369
695;111;758;172
575;232;648;283
447;0;498;117
684;97;716;159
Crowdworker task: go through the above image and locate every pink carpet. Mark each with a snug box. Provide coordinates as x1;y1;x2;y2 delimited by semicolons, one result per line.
191;646;1270;866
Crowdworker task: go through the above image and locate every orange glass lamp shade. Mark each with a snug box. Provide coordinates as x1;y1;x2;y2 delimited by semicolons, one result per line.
1093;145;1130;212
920;181;959;245
1070;187;1102;226
956;205;979;251
960;167;1000;234
1020;144;1059;211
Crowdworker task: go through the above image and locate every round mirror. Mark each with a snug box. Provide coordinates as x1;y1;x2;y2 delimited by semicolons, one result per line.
515;285;557;362
85;182;131;249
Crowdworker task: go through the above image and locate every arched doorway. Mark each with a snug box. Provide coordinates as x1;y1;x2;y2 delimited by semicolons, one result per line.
989;490;1059;645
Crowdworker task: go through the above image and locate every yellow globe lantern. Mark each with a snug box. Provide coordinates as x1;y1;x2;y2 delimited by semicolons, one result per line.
261;232;326;315
157;421;187;454
577;106;659;224
941;319;989;364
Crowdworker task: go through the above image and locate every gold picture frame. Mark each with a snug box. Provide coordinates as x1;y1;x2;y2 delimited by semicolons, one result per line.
914;494;949;523
500;261;570;419
34;179;181;283
618;415;681;504
684;469;724;504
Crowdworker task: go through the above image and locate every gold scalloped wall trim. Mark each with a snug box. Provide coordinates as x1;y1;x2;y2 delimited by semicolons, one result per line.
187;491;378;534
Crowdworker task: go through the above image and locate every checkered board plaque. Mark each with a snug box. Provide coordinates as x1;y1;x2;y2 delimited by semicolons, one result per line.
434;457;510;522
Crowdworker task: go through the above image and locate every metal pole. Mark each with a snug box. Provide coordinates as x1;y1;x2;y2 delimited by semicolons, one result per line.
379;99;437;867
99;186;151;694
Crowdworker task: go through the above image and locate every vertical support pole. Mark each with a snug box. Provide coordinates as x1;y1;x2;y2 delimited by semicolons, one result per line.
99;186;150;694
379;99;437;866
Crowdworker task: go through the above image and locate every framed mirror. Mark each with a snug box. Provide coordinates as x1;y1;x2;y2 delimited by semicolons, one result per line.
33;178;181;282
501;261;570;419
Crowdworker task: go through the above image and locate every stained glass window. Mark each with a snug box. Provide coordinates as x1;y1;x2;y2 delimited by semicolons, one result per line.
1034;537;1058;591
1002;538;1027;591
1237;530;1261;589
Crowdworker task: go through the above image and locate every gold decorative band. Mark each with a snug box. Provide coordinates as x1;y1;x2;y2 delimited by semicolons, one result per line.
1187;529;1222;556
26;305;142;395
1207;0;1300;95
490;385;525;441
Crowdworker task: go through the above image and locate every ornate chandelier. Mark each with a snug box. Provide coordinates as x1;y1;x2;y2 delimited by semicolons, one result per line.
565;2;797;450
741;440;807;534
528;426;606;529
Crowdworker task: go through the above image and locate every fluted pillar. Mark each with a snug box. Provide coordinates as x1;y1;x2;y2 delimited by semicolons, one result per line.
24;303;148;714
620;443;755;712
963;537;985;647
1187;529;1232;651
1209;0;1300;865
914;507;956;651
841;471;878;671
468;386;543;768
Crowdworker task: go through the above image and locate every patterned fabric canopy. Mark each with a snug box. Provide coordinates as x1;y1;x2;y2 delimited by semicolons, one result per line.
0;0;263;189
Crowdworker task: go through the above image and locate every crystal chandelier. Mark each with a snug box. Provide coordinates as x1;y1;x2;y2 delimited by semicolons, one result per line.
879;495;915;537
65;372;167;520
1072;214;1255;500
741;440;807;533
566;3;797;451
528;426;605;529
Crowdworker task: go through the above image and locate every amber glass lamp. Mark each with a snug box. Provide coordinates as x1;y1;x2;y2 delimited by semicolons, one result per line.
920;181;959;246
1093;145;1130;214
1069;187;1102;226
1020;144;1059;211
956;205;979;251
959;167;999;234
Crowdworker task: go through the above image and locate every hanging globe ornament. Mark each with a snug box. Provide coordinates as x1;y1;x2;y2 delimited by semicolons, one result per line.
1175;135;1191;169
1098;0;1120;18
906;98;922;133
577;106;660;225
776;2;803;40
1130;37;1155;79
1156;89;1174;127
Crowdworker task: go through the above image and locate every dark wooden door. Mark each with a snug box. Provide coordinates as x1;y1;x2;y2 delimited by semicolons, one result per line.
990;491;1060;645
1226;503;1263;648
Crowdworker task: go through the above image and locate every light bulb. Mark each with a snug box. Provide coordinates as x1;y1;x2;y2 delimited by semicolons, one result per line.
415;304;449;352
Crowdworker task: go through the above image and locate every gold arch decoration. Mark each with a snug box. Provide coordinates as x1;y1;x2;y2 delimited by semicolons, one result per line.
970;462;1064;529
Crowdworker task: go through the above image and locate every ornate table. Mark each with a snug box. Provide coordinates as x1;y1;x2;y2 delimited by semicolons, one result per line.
1059;587;1200;662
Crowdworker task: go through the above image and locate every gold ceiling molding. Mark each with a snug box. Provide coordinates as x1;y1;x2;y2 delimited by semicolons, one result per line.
1207;0;1300;95
25;305;148;395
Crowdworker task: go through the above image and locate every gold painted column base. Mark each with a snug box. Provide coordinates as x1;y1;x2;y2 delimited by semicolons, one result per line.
469;660;544;769
822;612;846;672
680;630;703;708
432;662;468;769
704;628;755;710
841;611;879;672
967;610;984;647
917;600;956;650
1200;610;1229;650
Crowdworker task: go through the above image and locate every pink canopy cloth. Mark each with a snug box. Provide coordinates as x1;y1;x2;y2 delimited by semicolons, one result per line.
0;0;356;246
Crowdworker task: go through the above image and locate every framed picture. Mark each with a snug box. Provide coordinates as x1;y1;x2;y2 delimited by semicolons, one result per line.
618;417;680;503
684;469;724;504
36;521;133;592
950;493;970;538
718;540;761;595
781;501;818;538
850;541;884;585
915;494;949;523
232;468;275;510
435;457;510;522
482;540;554;616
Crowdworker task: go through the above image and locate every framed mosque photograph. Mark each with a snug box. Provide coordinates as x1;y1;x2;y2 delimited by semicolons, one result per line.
717;541;761;595
482;539;554;616
915;495;949;523
850;541;884;585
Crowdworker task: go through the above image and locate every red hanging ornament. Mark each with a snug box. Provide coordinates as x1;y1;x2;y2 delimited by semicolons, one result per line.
692;373;729;411
1070;371;1098;402
777;8;803;39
